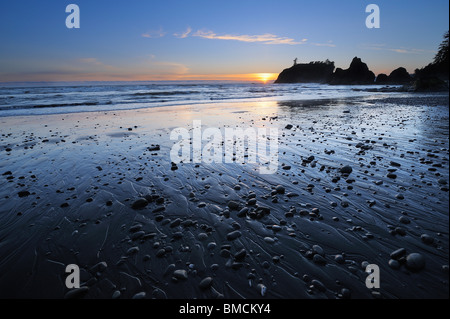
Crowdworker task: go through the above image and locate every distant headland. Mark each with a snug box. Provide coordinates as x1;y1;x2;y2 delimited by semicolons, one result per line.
274;31;449;91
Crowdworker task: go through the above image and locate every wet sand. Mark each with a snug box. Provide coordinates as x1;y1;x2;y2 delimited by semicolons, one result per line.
0;93;448;299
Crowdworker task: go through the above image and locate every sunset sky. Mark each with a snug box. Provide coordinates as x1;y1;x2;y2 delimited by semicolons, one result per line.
0;0;448;82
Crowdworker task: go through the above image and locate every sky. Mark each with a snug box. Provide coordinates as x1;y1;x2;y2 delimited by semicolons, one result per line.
0;0;448;82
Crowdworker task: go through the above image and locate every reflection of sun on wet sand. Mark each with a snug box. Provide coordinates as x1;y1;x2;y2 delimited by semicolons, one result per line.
0;94;448;299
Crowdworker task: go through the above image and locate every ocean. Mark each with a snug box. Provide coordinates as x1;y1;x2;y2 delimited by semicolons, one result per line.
0;81;395;117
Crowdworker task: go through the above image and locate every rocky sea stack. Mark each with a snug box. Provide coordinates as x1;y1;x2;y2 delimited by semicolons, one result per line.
274;60;335;84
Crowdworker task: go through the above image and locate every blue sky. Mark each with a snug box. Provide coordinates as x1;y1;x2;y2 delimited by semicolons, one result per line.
0;0;448;82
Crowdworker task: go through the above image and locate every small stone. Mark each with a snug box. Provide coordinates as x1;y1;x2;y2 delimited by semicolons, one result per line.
226;230;241;241
421;234;434;245
91;262;107;273
390;248;406;260
127;246;139;255
227;201;240;210
388;259;400;269
173;269;188;280
340;165;353;174
18;191;30;198
313;254;326;265
282;165;291;170
406;253;426;271
131;231;145;241
390;161;401;167
131;198;148;210
257;283;267;297
234;249;247;261
264;237;275;244
395;227;406;236
275;185;285;194
170;218;182;228
311;279;326;292
112;290;121;299
335;254;345;264
64;287;89;299
285;124;293;130
198;233;208;241
398;216;410;224
395;194;404;200
340;288;351;299
312;245;324;256
132;292;146;299
199;277;213;290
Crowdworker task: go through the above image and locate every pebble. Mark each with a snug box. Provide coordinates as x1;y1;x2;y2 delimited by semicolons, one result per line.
257;283;267;297
156;249;166;257
197;233;208;241
173;269;188;280
388;259;400;269
112;290;121;299
264;237;275;244
421;234;434;245
335;254;345;264
127;246;139;255
131;198;148;209
18;191;30;198
311;279;326;292
234;249;247;261
395;227;406;236
199;277;213;290
340;165;353;174
275;185;285;194
91;261;107;273
170;218;182;228
406;253;426;271
131;231;145;241
398;216;410;224
227;201;240;210
312;245;324;256
226;230;242;241
132;292;146;299
390;248;406;260
64;287;89;299
237;207;248;217
313;254;326;265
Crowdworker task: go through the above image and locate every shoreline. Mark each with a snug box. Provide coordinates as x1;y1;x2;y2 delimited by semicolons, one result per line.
0;93;448;299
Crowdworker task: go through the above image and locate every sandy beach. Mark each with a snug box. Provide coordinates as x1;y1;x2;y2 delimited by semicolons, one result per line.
0;93;448;299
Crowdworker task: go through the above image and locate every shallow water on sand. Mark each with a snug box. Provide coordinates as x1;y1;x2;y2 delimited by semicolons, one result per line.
0;94;448;299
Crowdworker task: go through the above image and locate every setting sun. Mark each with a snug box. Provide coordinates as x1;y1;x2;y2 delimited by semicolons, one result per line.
255;73;277;83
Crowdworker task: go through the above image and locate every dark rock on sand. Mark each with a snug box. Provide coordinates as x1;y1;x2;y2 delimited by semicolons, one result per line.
227;200;240;210
340;165;353;175
311;279;326;292
390;248;407;260
421;234;434;245
226;230;242;241
131;198;148;209
199;277;213;290
18;191;30;198
64;286;89;299
406;253;426;271
173;269;188;280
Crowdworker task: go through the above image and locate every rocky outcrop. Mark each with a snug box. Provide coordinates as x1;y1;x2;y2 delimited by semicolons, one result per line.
329;57;375;85
274;61;335;84
388;67;411;84
375;67;412;84
375;73;389;84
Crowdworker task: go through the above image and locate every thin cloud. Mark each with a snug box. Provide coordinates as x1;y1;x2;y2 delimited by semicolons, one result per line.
311;42;336;47
174;27;192;38
192;29;306;45
142;27;166;38
363;44;435;54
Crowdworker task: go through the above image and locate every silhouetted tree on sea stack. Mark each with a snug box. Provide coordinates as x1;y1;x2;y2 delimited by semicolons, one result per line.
414;31;449;91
